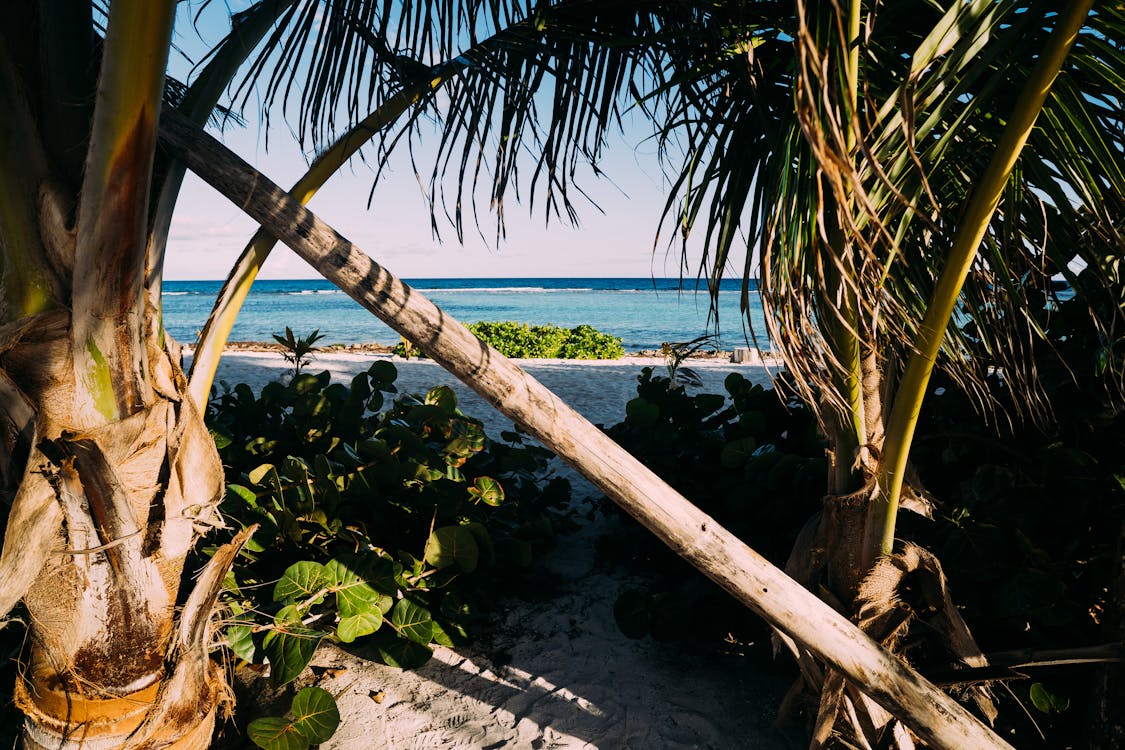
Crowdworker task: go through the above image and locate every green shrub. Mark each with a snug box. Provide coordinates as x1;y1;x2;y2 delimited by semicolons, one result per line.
203;362;571;687
600;368;826;645
465;321;624;359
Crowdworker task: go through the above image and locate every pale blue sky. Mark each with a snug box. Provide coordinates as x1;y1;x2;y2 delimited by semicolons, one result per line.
164;4;748;281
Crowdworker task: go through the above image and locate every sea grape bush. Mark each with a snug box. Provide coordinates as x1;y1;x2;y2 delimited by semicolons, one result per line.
392;321;625;359
601;368;827;643
203;362;571;691
553;324;626;359
246;686;339;750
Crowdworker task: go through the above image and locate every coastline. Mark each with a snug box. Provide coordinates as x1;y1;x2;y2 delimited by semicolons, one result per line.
196;348;781;437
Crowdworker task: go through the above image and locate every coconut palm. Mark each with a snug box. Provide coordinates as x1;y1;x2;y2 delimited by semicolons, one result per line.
0;1;625;745
0;1;1116;748
606;1;1121;745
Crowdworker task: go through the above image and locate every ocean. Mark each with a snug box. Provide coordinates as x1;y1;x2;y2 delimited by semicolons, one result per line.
161;278;770;353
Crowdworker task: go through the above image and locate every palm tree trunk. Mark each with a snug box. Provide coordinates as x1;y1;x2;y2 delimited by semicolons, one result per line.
1;310;243;749
159;109;1014;750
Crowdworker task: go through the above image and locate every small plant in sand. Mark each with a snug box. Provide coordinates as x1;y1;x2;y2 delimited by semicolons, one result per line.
273;327;326;376
659;333;717;388
393;334;423;359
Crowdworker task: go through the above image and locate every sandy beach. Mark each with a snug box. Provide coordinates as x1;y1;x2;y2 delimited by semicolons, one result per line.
202;351;798;749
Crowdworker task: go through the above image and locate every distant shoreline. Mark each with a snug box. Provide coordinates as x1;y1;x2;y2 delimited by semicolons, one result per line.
182;340;773;362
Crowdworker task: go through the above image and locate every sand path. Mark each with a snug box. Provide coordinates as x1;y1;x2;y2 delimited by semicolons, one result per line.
205;352;797;749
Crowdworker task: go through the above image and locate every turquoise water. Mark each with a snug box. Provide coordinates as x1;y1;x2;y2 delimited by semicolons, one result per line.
162;278;770;352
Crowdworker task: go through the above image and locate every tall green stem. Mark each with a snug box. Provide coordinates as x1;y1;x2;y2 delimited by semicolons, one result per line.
0;39;58;319
826;0;865;490
71;0;176;421
866;0;1094;562
185;68;457;408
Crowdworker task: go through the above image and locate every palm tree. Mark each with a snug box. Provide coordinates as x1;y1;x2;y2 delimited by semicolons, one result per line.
0;1;1115;747
592;0;1121;745
0;1;572;744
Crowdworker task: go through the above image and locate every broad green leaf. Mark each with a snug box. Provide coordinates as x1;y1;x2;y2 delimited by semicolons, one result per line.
227;624;258;663
389;599;433;644
273;604;302;626
1029;683;1070;714
246;688;340;750
246;437;280;456
463;522;496;567
282;456;310;483
247;717;307;750
692;393;726;416
429;619;455;648
291;373;322;394
325;555;385;616
290;687;341;743
336;581;382;618
337;611;382;643
227;483;258;507
1029;683;1052;713
425;385;458;413
263;628;322;687
367;360;398;388
324;555;366;587
249;463;277;486
424;526;480;573
274;561;330;603
467;476;504;507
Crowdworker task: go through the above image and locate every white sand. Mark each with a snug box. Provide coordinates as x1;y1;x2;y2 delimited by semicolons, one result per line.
204;352;796;749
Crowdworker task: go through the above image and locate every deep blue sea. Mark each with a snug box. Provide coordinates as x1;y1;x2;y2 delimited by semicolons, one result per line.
162;278;769;352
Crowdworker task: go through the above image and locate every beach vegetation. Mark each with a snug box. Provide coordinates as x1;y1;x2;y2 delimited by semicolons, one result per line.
360;0;1118;744
156;1;1031;740
394;335;421;359
247;686;340;750
516;3;1120;745
463;321;624;360
272;327;325;376
203;362;570;736
659;334;719;389
392;322;624;359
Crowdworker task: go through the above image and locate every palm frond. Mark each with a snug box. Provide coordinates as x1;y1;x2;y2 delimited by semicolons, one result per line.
649;0;1123;434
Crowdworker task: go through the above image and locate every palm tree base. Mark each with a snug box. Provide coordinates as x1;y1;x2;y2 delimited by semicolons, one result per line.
15;670;219;750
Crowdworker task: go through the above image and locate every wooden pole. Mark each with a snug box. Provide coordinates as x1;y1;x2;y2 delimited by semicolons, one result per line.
158;111;1013;750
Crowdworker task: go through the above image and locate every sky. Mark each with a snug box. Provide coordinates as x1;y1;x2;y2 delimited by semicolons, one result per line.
163;4;749;281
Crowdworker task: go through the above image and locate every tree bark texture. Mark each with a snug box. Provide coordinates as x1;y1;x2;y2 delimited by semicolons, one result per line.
158;110;1013;750
0;309;244;748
